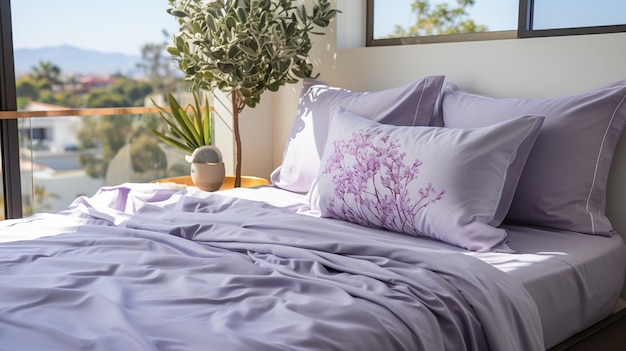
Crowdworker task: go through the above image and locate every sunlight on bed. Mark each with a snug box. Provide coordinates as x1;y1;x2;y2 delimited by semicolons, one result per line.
470;251;565;273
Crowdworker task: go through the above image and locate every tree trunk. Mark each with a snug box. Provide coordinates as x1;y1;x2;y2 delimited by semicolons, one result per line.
232;91;242;188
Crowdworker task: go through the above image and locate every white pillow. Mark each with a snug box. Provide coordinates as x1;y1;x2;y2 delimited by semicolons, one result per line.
270;76;445;193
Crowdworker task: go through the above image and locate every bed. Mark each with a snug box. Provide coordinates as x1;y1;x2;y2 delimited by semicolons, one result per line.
1;76;625;350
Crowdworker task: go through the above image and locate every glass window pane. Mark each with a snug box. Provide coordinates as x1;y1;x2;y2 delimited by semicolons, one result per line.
11;0;186;215
18;113;188;215
373;0;518;40
532;0;626;30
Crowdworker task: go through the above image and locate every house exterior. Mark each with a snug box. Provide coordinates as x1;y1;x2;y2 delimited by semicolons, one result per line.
20;101;81;156
13;101;102;213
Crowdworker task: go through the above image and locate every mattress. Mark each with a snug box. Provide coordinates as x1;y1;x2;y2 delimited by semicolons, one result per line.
222;185;626;349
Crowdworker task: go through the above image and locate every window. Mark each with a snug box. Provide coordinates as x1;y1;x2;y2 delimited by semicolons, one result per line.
519;0;626;38
1;0;186;218
367;0;626;46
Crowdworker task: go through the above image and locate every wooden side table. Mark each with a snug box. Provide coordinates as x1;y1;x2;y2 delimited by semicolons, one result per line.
153;175;270;191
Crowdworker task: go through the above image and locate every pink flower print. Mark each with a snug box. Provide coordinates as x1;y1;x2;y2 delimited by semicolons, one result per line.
323;128;444;234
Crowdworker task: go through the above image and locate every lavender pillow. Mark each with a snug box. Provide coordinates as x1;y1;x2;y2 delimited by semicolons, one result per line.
270;76;445;193
438;81;626;236
308;108;544;252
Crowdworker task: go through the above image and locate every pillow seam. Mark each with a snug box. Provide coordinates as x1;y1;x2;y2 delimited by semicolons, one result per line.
585;92;626;234
411;77;428;126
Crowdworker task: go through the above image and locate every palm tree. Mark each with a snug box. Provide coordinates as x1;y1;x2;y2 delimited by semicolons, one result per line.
30;60;62;88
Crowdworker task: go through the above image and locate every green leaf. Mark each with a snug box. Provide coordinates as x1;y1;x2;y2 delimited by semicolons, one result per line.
243;60;255;73
216;62;236;73
259;12;267;30
170;9;189;18
313;19;328;27
166;46;180;56
205;13;217;32
152;130;194;154
170;93;200;146
236;7;248;23
233;67;243;81
286;22;297;36
190;92;212;147
202;95;212;146
228;45;242;59
239;44;257;57
193;21;203;34
225;15;237;30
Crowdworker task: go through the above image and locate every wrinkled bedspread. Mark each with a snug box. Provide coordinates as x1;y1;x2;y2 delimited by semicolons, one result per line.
0;184;543;351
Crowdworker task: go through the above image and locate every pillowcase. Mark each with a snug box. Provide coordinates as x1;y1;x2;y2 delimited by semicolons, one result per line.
270;76;445;193
438;81;626;236
308;107;544;252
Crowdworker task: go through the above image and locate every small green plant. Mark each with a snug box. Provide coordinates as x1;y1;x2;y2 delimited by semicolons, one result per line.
151;91;213;155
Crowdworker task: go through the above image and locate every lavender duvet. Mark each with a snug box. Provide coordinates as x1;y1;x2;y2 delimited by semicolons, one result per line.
0;184;543;350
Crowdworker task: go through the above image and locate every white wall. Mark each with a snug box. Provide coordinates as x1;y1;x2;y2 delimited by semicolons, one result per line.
214;86;274;179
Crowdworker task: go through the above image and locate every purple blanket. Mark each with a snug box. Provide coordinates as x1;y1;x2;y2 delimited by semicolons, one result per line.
0;184;543;350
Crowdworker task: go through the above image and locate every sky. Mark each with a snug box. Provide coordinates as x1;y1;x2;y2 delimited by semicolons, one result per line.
11;0;626;53
11;0;179;56
14;0;517;53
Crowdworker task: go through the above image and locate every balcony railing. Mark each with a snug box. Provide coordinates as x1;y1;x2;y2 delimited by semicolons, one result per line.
0;106;169;120
0;106;192;220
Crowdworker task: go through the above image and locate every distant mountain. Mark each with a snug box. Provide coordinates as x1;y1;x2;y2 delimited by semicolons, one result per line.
13;45;142;77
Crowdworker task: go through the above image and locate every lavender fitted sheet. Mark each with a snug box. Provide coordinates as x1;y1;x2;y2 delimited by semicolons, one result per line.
0;183;544;350
480;225;626;349
224;185;626;349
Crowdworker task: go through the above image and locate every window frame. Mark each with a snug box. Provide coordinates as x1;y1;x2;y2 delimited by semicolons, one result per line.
366;0;626;47
518;0;626;38
0;0;23;219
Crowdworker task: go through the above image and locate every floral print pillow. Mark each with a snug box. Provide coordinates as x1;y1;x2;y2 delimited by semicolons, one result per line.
308;108;544;252
322;127;445;235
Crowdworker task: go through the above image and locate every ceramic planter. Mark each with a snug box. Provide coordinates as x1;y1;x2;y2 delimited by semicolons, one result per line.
186;145;225;191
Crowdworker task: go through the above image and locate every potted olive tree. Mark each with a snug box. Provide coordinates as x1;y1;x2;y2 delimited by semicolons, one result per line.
166;0;339;187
